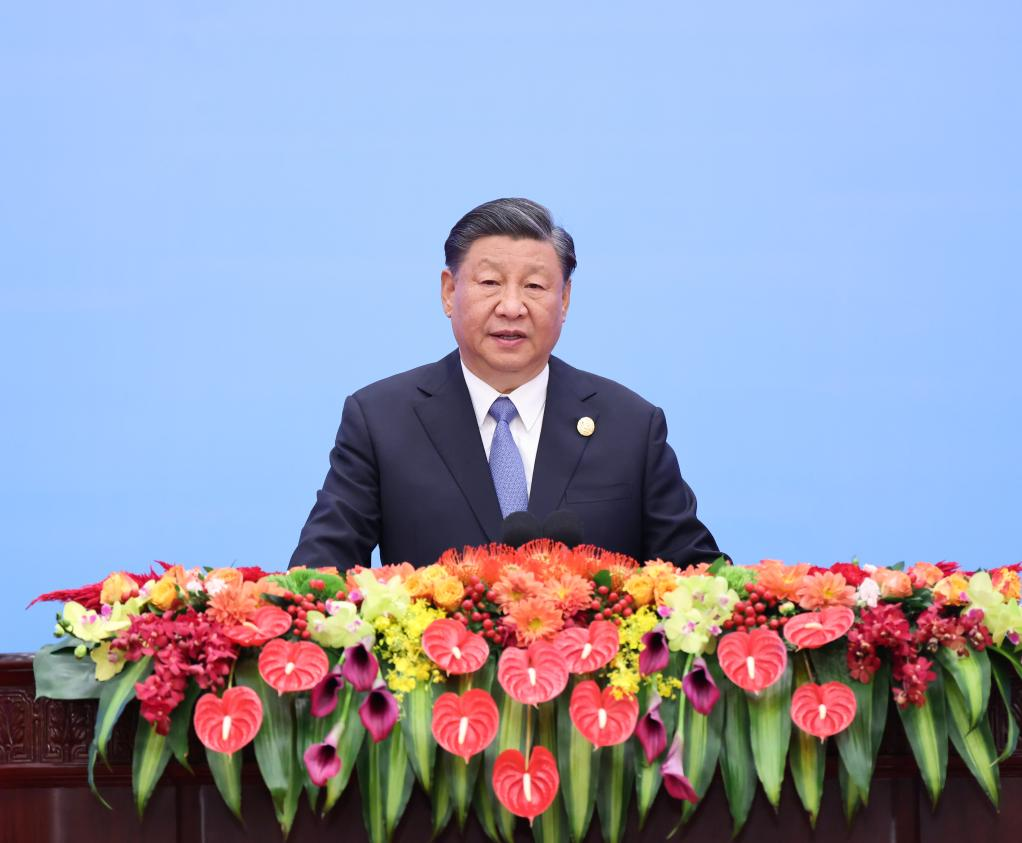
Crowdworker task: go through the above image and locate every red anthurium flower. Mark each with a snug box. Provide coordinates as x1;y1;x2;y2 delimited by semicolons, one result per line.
310;664;345;718
568;680;639;747
258;639;329;693
783;606;855;650
660;735;698;803
359;677;400;743
638;626;670;676
303;722;344;786
431;689;499;761
341;642;379;691
681;657;720;715
193;686;263;755
716;627;788;693
224;606;293;647
422;618;490;674
790;682;857;739
634;687;667;763
497;641;569;706
554;620;620;674
492;746;560;820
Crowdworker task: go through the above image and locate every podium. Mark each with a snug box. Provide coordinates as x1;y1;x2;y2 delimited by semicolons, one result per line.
2;652;1020;843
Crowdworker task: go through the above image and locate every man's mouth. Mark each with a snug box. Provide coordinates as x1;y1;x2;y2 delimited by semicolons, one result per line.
491;331;526;341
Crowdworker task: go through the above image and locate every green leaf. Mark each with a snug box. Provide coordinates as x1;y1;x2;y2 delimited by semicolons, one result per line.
321;684;366;815
33;642;103;700
678;667;724;827
896;670;948;808
95;656;153;763
717;672;756;836
747;659;792;808
478;683;526;843
944;666;1000;807
633;677;678;829
592;570;612;590
357;723;414;843
87;738;112;810
532;698;570;843
400;679;439;795
557;678;600;843
270;568;347;599
236;658;301;837
809;644;874;794
440;665;495;832
432;755;455;838
706;555;728;576
167;682;202;772
936;647;991;732
789;656;825;827
206;747;243;821
132;718;173;817
991;652;1021;764
597;737;633;843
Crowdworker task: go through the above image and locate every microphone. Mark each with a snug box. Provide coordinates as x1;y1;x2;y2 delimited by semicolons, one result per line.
501;511;542;548
541;510;585;548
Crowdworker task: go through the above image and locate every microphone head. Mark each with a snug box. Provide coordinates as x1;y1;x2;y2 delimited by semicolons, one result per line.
501;511;542;548
542;510;585;548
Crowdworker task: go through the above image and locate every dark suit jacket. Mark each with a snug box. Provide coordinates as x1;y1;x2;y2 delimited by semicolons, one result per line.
290;350;722;570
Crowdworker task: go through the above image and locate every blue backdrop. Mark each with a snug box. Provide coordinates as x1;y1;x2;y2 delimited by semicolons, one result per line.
2;3;1020;652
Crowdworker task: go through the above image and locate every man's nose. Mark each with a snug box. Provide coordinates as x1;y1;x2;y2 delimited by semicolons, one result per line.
495;285;526;317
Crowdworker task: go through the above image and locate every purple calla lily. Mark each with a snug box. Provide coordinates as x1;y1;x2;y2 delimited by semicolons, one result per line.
634;686;667;763
681;657;720;715
660;735;698;803
342;642;380;692
639;626;670;676
303;723;344;786
359;677;400;743
310;665;345;718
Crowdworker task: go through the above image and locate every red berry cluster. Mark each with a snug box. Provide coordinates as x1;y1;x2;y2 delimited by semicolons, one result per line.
722;582;786;631
452;577;506;643
588;586;634;625
280;585;336;641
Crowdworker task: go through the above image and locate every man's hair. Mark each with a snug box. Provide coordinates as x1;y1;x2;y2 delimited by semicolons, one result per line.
444;198;577;282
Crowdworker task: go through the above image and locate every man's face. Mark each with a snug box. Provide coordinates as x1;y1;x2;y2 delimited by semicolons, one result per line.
441;235;571;393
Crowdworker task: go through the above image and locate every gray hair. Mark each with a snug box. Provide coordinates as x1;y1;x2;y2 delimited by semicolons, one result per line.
444;198;577;282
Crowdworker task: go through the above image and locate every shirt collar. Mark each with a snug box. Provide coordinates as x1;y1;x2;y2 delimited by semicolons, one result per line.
460;357;549;432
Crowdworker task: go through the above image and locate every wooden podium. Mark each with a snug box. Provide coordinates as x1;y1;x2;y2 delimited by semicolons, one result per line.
2;652;1020;843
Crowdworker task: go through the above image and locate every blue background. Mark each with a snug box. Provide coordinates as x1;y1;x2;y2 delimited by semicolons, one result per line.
2;3;1019;652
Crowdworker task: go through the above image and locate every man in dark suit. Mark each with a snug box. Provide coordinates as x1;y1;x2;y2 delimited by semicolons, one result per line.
290;198;722;570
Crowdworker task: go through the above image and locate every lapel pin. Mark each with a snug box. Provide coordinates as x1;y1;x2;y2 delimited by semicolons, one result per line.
576;416;595;437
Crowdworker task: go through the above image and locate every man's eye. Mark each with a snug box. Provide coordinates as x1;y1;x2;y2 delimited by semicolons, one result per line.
481;279;499;286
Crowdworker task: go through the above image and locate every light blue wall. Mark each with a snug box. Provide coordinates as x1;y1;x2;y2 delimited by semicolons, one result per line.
3;3;1019;651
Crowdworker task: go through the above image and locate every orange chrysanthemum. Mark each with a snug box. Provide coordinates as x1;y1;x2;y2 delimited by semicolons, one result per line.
206;580;262;626
796;571;857;610
680;562;711;577
491;568;544;610
755;560;811;601
505;597;564;645
345;562;415;593
541;573;594;617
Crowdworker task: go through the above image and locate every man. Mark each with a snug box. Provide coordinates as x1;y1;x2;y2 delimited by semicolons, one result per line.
290;198;722;570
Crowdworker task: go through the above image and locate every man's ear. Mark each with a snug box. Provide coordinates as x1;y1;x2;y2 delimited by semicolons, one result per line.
440;268;456;317
561;278;572;322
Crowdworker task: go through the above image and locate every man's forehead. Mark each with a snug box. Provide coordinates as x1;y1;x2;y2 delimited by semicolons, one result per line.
464;239;561;274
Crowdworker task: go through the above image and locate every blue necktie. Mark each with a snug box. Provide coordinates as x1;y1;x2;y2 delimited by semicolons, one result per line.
488;396;529;518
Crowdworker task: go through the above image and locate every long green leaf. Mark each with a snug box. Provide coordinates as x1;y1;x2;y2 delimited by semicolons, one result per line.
33;642;103;700
132;717;173;817
439;664;495;834
678;669;724;827
937;647;991;732
991;653;1021;764
717;672;756;836
809;645;873;794
633;681;678;829
432;754;456;838
840;663;891;819
357;723;414;843
557;678;600;843
322;684;365;815
167;682;201;772
897;670;948;807
400;679;439;795
532;699;569;843
206;747;243;821
944;667;1000;807
597;738;633;843
236;658;301;837
747;659;793;808
789;656;825;827
95;656;153;762
478;684;526;843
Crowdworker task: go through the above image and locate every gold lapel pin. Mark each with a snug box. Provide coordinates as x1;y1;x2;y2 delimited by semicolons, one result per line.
576;416;595;437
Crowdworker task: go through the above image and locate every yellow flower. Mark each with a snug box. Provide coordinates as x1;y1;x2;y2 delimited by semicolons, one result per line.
432;576;466;611
148;577;180;612
934;573;970;606
100;572;139;605
623;573;655;606
90;641;126;681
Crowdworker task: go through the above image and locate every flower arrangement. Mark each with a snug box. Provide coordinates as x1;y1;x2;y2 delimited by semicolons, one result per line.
31;547;1022;842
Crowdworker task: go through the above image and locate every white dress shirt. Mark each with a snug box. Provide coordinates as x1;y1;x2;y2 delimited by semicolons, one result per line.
460;359;549;497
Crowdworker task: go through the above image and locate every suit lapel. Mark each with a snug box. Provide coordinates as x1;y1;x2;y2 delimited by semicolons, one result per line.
414;352;504;542
528;356;598;518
